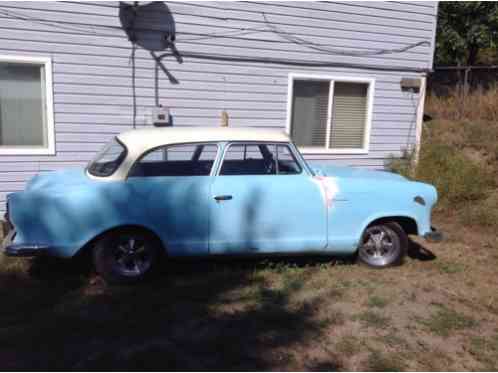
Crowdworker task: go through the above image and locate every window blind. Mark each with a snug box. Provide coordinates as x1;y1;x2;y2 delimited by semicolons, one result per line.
290;80;329;148
329;82;368;149
0;62;46;147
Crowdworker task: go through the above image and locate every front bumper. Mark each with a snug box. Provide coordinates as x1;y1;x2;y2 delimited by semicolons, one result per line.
1;224;48;257
424;226;444;242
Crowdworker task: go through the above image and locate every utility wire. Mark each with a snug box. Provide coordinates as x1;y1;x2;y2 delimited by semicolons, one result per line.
155;50;430;73
0;6;430;57
261;12;430;56
0;7;100;35
0;5;430;72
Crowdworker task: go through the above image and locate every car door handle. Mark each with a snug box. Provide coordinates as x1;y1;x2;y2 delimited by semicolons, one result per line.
214;195;233;201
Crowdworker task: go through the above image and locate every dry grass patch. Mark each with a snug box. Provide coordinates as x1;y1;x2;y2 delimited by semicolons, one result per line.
366;349;407;372
418;304;478;337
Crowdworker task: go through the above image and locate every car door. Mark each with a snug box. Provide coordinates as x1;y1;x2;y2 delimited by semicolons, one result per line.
209;142;327;254
126;143;219;256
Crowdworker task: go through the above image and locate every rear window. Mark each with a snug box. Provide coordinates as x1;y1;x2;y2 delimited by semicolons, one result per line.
87;138;127;177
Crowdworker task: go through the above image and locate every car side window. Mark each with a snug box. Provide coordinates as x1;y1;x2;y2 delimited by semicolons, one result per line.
219;143;301;176
276;145;302;175
128;143;218;177
220;144;276;175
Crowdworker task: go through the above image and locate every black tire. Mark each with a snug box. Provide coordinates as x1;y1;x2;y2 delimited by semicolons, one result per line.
357;222;408;268
93;228;162;284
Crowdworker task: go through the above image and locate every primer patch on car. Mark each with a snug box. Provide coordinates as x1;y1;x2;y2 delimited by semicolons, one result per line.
312;176;339;208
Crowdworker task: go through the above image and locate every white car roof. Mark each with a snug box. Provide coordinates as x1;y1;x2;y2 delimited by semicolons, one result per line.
89;126;294;181
117;126;291;152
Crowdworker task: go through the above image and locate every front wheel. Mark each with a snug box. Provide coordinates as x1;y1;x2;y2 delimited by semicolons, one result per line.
357;222;407;268
93;229;161;284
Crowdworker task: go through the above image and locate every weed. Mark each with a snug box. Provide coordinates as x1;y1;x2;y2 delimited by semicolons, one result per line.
459;197;498;228
469;335;498;370
366;349;406;372
317;309;345;328
436;260;465;274
377;332;410;349
419;305;478;337
335;335;363;356
387;148;415;178
355;310;391;329
416;142;494;206
367;295;389;308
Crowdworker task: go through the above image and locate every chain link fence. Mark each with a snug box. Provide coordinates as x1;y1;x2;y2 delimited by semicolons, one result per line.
428;66;498;96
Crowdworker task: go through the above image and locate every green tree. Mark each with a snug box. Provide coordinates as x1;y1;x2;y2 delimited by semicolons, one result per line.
436;2;498;66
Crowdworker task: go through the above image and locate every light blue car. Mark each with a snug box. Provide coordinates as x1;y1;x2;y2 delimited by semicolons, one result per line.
2;127;442;283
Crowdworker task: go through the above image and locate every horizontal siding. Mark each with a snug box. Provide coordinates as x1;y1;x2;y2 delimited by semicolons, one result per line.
0;1;437;212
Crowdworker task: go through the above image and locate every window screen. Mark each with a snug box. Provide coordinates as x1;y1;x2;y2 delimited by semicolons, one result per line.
0;62;47;147
129;143;218;177
290;79;369;151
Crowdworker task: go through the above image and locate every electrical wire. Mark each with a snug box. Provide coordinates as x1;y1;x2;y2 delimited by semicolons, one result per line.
155;50;430;73
0;7;101;35
0;5;430;72
0;6;430;57
261;12;430;57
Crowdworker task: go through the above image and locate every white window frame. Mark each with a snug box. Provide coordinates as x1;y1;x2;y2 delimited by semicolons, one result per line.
0;55;55;155
285;73;375;155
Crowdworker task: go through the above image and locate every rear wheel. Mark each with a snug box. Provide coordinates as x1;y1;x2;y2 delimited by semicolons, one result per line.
357;222;407;268
93;228;161;284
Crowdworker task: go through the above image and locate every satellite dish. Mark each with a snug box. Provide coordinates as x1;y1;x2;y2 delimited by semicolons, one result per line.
119;1;176;51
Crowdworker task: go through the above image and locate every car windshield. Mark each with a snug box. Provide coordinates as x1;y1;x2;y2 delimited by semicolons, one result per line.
87;137;127;177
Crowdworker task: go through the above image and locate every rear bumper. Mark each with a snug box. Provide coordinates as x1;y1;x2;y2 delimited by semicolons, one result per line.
424;227;444;242
1;224;48;257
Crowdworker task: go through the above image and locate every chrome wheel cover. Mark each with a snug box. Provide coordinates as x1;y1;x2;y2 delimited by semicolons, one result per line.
359;225;400;267
110;235;153;277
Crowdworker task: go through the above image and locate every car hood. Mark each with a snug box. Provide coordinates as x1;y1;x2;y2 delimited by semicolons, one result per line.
25;167;94;192
311;164;407;181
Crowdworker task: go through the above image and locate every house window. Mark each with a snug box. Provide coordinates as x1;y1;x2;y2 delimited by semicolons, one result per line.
287;74;374;154
0;56;54;155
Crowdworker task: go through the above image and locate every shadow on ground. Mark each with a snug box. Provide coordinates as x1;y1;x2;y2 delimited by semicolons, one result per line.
0;238;438;371
407;238;437;261
0;255;345;371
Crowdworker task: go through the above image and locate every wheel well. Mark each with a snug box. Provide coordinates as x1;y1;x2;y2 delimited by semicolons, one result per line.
76;224;166;258
367;216;418;235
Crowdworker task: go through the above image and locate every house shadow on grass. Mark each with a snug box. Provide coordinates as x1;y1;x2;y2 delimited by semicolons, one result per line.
0;254;343;371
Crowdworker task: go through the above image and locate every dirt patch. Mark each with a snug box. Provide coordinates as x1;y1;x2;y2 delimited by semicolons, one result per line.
0;214;497;370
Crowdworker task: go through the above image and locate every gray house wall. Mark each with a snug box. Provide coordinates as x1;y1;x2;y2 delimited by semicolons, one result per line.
0;1;438;211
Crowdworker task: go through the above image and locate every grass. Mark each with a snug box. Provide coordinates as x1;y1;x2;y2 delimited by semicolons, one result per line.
389;88;498;230
468;334;498;370
367;295;389;308
436;260;466;274
335;335;363;355
418;305;478;337
367;349;406;372
355;310;391;329
1;216;498;370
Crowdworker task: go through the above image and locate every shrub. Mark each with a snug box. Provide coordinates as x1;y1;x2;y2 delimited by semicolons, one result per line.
426;85;498;123
459;195;498;228
414;142;494;206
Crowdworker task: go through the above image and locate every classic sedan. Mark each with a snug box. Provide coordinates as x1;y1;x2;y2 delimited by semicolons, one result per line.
2;127;442;283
